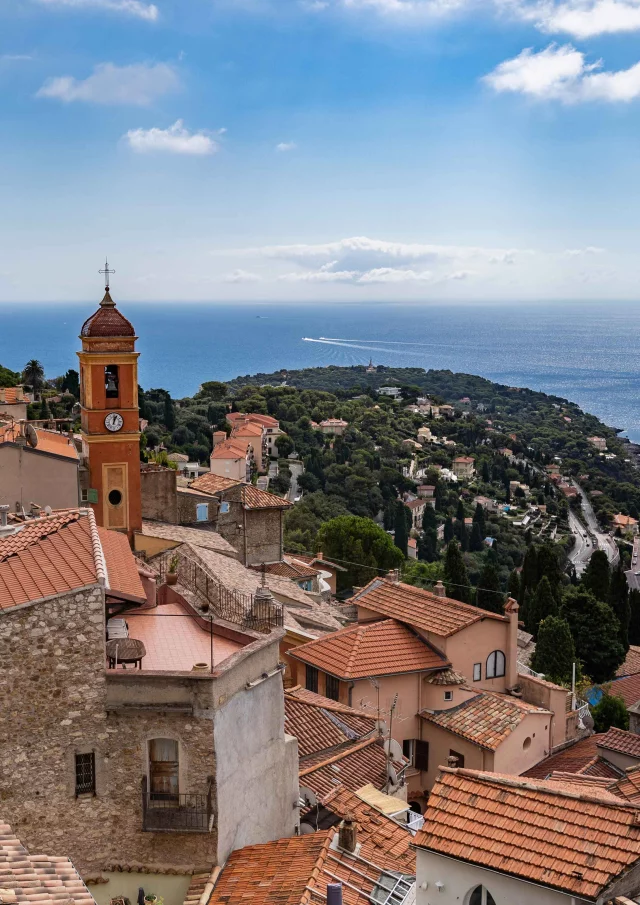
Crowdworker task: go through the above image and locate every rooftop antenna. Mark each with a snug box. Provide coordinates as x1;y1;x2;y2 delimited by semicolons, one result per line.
99;258;115;291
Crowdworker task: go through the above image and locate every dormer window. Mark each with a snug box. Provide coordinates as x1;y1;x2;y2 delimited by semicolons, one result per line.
105;365;119;399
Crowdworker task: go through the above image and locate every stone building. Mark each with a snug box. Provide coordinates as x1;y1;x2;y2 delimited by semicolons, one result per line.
0;422;79;511
0;508;298;886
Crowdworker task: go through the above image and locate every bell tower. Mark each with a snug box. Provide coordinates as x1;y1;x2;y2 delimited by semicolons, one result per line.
77;262;142;538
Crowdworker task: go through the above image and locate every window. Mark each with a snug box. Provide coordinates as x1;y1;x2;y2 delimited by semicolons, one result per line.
449;749;465;768
486;650;506;679
108;489;122;507
326;674;340;701
467;886;496;905
473;662;482;682
444;690;453;702
75;752;95;796
105;365;119;399
306;665;318;694
149;738;179;801
403;739;429;772
196;503;209;522
220;501;230;514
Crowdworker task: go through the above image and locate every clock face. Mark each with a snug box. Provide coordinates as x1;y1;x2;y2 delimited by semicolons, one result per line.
104;412;124;432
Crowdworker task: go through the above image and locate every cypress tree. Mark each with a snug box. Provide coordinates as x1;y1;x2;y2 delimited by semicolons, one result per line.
469;521;484;552
520;545;538;605
393;502;409;558
537;543;564;600
476;561;503;613
482;460;491;483
443;516;454;544
39;397;51;420
529;576;558;638
531;616;575;685
472;502;485;534
422;505;437;533
508;569;521;602
444;540;471;604
163;393;175;431
417;530;438;562
582;549;610;602
456;499;465;521
561;587;625;683
609;563;631;651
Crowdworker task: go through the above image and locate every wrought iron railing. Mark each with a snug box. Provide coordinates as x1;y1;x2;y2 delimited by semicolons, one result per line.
155;550;284;633
142;776;213;833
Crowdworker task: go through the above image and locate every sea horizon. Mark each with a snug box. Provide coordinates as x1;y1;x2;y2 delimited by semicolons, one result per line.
4;300;640;442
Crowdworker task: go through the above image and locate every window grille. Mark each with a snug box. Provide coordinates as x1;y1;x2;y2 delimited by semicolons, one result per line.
75;752;95;796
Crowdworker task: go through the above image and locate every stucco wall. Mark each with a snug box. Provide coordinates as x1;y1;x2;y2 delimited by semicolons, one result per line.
0;444;78;510
416;850;591;905
418;725;489;791
518;674;570;748
214;670;299;863
444;620;512;694
492;711;550;775
141;467;178;523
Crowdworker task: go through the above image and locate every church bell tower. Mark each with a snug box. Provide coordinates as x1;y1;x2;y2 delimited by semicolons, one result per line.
78;262;142;538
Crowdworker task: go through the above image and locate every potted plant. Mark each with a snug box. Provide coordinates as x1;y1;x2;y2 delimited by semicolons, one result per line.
166;554;179;586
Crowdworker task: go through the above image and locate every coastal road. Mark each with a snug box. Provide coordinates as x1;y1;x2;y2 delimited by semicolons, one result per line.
568;510;592;576
573;481;619;569
288;460;304;502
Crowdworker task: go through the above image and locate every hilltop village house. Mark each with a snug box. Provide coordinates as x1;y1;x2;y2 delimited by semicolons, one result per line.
0;509;298;882
0;386;29;421
290;578;582;808
0;422;79;511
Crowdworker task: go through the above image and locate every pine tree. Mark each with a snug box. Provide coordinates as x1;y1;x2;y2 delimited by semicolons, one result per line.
561;587;625;683
531;616;575;685
443;517;454;544
444;540;471;604
591;694;630;733
164;393;175;431
609;563;631;651
476;561;503;613
537;543;564;600
630;589;640;645
469;521;484;552
529;576;558;637
393;502;409;558
582;549;610;602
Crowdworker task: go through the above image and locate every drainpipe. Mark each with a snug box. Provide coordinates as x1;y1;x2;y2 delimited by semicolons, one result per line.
504;597;519;691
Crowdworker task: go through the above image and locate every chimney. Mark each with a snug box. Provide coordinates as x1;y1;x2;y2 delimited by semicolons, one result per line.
0;505;8;528
212;430;226;448
386;569;400;583
30;503;41;519
504;597;519;690
338;817;357;853
447;754;460;768
15;386;24;402
326;885;343;905
316;550;323;561
0;389;5;404
433;580;446;598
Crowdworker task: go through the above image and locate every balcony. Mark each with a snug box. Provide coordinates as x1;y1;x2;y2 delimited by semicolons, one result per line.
141;776;213;833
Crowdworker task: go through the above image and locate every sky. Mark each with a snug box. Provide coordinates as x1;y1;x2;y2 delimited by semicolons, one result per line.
1;0;640;302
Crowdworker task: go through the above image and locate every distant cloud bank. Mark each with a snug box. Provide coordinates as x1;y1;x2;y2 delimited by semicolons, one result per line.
125;120;219;155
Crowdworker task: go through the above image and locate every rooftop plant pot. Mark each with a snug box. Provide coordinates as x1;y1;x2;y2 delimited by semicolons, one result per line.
166;573;178;586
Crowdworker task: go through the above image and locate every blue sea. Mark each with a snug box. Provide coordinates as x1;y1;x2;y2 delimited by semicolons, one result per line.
4;300;640;441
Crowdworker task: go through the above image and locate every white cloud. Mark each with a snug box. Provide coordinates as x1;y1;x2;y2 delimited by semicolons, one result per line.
563;245;605;256
484;44;640;102
37;62;177;105
276;141;297;152
224;269;261;282
280;269;360;282
1;54;34;62
539;0;640;37
340;0;470;16
125;120;218;155
34;0;158;20
279;264;475;283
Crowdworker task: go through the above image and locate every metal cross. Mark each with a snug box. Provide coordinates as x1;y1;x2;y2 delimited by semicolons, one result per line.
99;258;115;290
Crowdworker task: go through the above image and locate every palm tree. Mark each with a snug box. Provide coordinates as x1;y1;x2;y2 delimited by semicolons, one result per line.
22;359;45;400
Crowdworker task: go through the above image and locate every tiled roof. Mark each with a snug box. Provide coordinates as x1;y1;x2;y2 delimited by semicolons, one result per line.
0;388;29;405
227;412;279;429
597;727;640;759
426;668;465;686
0;820;95;905
284;689;376;758
239;484;292;510
420;692;549;752
606;673;640;707
0;424;78;460
210;440;248;460
98;527;145;601
617;646;640;677
140;520;237;555
353;578;507;637
252;560;319;582
406;499;425;510
414;767;640;901
80;291;135;337
208;829;414;905
523;735;603;778
612;765;640;803
322;786;415;873
299;738;394;800
580;756;624;779
0;509;143;609
286;686;377;730
189;474;239;494
290;618;449;679
231;422;263;437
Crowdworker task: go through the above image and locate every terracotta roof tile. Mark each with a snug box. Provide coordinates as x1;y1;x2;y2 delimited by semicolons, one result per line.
252;560;319;582
284;690;376;758
579;755;624;779
0;423;78;460
239;484;292;510
140;521;237;555
353;578;507;638
0;820;94;905
231;422;263;437
420;692;549;751
607;672;640;707
616;646;640;677
98;528;145;601
0;388;30;405
414;768;640;901
227;412;279;428
80;291;135;337
597;727;640;759
299;738;394;800
291;619;449;680
189;474;238;494
210;440;248;460
523;735;603;778
0;511;82;559
322;786;415;873
611;765;640;803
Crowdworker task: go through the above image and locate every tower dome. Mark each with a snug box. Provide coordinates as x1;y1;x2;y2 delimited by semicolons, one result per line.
80;289;135;338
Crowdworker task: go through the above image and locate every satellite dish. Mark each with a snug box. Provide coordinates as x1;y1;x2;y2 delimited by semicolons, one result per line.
25;423;38;448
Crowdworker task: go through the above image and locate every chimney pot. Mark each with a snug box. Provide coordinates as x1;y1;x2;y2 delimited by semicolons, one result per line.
338;817;357;853
326;885;343;905
433;581;446;598
0;389;5;403
386;569;400;583
15;387;24;402
0;505;8;527
447;755;459;767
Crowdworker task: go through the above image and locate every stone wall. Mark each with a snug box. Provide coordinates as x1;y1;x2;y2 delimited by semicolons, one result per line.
176;489;219;527
141;467;178;523
216;492;283;566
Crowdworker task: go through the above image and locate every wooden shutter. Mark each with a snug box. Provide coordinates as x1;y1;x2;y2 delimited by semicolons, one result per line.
414;740;429;772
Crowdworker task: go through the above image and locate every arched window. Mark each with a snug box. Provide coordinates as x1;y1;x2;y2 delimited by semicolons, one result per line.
105;364;119;399
486;650;506;679
148;738;179;801
467;886;497;905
